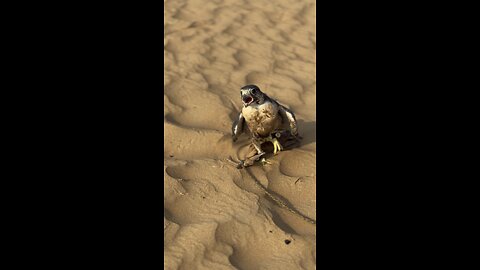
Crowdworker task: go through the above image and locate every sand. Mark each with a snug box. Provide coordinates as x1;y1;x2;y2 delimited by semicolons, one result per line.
164;0;316;269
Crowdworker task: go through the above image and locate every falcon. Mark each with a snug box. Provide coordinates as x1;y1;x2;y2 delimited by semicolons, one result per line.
231;85;301;168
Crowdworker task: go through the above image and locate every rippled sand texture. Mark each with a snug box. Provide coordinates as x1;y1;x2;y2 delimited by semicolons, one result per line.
164;0;316;269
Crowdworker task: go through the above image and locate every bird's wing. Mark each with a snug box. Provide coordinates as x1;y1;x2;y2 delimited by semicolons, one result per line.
278;105;298;136
232;111;245;142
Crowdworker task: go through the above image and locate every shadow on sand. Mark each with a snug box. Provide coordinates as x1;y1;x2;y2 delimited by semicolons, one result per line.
297;120;316;147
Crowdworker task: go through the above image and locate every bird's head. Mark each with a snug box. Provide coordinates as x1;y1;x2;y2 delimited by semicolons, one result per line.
240;85;265;106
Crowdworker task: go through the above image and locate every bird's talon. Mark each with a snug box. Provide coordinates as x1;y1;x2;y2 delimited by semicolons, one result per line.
260;158;272;166
272;138;283;155
236;160;245;169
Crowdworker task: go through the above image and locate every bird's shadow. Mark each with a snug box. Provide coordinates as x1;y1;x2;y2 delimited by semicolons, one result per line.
257;119;316;158
297;119;316;147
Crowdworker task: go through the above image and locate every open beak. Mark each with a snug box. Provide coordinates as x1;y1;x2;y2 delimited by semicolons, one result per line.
242;95;254;106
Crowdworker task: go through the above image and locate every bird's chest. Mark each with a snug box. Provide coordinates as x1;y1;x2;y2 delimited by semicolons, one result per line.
242;102;280;136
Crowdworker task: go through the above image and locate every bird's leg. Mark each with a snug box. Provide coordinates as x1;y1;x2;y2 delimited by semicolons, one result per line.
238;141;265;168
272;137;283;155
266;133;284;155
260;157;272;166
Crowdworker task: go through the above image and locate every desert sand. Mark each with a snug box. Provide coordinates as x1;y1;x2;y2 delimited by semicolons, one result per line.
164;0;316;269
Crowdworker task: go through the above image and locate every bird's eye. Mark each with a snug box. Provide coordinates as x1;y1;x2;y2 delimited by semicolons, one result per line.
251;89;257;94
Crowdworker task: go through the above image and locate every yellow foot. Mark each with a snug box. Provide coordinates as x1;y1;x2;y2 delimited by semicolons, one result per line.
267;137;283;155
260;158;272;166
